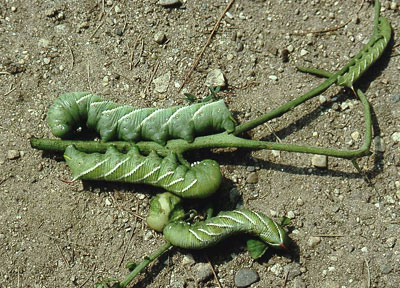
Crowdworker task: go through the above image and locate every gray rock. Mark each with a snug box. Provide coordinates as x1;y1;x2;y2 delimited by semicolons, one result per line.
391;94;400;103
7;150;20;160
153;71;170;93
391;132;400;143
380;263;393;274
154;31;167;44
194;263;212;282
158;0;182;7
374;136;385;152
246;172;258;184
311;155;327;168
182;253;195;266
236;42;244;52
234;268;259;287
307;236;321;248
294;278;307;288
205;68;226;88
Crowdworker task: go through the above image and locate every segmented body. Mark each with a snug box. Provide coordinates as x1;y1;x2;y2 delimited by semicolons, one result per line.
64;145;222;199
48;92;236;145
336;16;391;88
163;209;288;249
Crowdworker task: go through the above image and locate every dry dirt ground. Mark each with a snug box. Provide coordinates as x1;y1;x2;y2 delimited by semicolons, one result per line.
1;0;399;287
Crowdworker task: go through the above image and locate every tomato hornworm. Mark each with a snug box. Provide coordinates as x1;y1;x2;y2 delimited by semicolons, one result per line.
48;92;236;145
163;209;289;250
64;145;222;199
336;15;391;88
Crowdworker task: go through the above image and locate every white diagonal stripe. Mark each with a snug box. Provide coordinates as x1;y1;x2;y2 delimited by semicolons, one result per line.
233;210;256;225
181;179;197;193
197;228;220;236
76;93;92;104
136;166;161;181
189;229;205;242
73;157;110;180
104;157;129;177
118;159;146;180
217;215;244;224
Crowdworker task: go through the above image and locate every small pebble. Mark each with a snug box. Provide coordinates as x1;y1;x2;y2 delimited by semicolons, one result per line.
182;253;195;266
390;2;397;10
294;278;307;288
308;236;321;248
287;44;294;53
296;198;304;206
311;155;328;168
268;75;278;81
43;57;51;64
361;246;368;253
236;42;244;52
205;68;226;88
194;263;213;282
380;263;393;274
386;237;396;248
153;71;171;93
351;131;360;141
105;198;112;206
373;136;385;152
246;172;258;184
270;263;283;276
300;49;308;56
143;231;153;241
287;211;295;219
391;132;400;142
234;268;259;288
7;150;20;160
158;0;182;7
319;95;327;104
114;5;121;13
154;31;167;44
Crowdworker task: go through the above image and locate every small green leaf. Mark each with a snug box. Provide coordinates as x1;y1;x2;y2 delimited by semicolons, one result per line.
125;261;138;271
246;239;269;259
279;216;290;227
184;93;197;102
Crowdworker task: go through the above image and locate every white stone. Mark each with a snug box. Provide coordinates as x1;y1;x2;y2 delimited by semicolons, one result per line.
153;71;171;93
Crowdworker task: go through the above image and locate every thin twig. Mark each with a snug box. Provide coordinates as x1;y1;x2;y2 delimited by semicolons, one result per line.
364;258;371;288
134;39;144;67
145;61;160;95
129;36;140;70
119;229;135;267
64;40;75;69
91;19;105;38
205;254;222;288
79;264;96;288
87;63;93;93
3;84;17;96
313;234;345;237
178;0;235;92
292;0;364;35
109;192;146;220
55;242;70;267
0;71;11;75
282;269;289;288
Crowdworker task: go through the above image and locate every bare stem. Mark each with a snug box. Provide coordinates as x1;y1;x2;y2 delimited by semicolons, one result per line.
118;241;173;288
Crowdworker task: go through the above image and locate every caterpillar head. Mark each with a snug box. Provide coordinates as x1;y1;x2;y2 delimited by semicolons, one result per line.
260;221;290;251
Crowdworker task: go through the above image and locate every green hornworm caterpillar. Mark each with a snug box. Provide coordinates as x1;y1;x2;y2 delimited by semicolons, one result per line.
48;92;236;145
64;145;222;199
163;209;289;250
336;16;391;88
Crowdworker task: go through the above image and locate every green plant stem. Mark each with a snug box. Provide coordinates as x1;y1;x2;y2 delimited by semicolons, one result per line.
119;241;173;288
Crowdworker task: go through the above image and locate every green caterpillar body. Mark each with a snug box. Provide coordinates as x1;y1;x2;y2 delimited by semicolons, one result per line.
163;209;289;250
336;16;391;88
48;92;236;145
64;145;222;199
